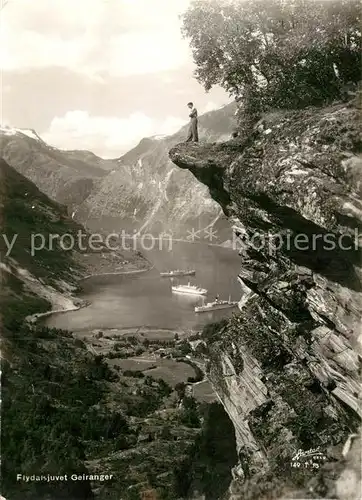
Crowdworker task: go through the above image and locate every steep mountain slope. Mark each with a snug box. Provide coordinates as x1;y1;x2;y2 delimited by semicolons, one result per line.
0;125;112;211
0;156;85;290
0;157;145;299
0;158;100;499
76;103;236;239
0;158;238;500
169;97;362;499
1;104;236;240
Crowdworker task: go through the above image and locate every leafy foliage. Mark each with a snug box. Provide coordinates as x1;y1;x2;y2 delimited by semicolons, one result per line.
1;324;102;499
180;396;201;428
181;0;361;122
201;318;228;343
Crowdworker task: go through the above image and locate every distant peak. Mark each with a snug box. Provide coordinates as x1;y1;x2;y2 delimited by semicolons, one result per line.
0;125;45;143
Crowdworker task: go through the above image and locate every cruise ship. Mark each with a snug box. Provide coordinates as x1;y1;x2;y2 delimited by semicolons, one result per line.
172;282;207;296
160;269;196;277
195;295;238;312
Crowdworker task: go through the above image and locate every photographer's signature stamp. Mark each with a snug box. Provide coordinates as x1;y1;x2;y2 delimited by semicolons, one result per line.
290;447;327;470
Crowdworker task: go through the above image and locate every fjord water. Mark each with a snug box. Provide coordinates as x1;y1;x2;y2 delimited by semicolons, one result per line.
46;242;242;333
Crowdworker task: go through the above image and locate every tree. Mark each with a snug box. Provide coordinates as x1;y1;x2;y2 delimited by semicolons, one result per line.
175;382;186;400
160;425;172;440
181;0;361;117
179;341;192;356
181;397;200;428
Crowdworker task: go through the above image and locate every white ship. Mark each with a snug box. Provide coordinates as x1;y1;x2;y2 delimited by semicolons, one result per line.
195;295;238;312
172;282;207;296
160;269;196;277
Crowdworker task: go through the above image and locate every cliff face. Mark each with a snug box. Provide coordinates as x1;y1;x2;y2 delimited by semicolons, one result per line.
1;105;236;240
76;103;236;238
169;98;362;499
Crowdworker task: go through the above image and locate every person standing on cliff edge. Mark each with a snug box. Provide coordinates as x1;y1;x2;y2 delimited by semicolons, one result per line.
185;102;199;142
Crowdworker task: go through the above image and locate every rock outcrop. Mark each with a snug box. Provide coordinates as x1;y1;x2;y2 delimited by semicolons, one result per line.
75;103;237;238
1;104;236;240
169;98;362;499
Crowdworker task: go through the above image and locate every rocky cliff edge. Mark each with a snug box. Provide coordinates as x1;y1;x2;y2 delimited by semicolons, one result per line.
169;98;362;499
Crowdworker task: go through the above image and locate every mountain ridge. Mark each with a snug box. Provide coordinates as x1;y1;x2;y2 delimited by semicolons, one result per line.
1;102;237;240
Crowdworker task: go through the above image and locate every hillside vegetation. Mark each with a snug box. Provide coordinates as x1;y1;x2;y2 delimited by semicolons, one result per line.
182;0;361;128
0;160;237;499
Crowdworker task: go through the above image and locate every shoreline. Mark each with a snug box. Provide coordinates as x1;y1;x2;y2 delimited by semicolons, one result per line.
27;302;88;323
28;264;154;324
81;264;154;281
77;325;197;338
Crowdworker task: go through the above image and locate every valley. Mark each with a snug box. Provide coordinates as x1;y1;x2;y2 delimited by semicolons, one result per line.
2;0;361;498
1;90;361;500
0;155;240;500
0;104;236;240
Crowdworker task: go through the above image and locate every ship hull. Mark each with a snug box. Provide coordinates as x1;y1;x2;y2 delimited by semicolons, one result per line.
161;270;195;277
172;288;207;296
195;303;238;312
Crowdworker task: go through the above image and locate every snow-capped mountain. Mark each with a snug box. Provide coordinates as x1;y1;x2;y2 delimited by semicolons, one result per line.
0;102;237;239
0;125;112;209
0;125;46;144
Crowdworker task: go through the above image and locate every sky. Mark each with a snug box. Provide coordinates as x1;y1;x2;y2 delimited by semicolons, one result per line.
0;0;231;157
